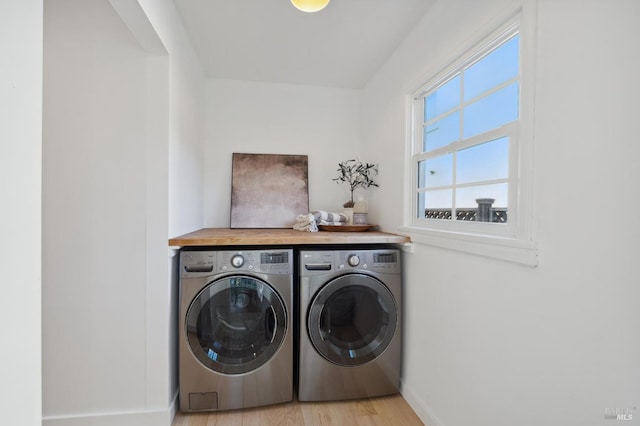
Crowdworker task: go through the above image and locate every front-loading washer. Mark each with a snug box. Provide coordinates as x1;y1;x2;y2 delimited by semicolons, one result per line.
179;248;293;412
298;247;402;401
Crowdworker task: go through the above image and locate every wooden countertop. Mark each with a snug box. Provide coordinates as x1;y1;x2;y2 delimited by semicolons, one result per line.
169;228;410;247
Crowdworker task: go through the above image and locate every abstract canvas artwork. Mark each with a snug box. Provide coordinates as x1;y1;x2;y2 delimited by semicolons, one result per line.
230;153;309;228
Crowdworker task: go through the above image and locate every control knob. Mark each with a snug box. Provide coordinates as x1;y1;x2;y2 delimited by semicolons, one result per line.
231;254;244;268
347;254;360;267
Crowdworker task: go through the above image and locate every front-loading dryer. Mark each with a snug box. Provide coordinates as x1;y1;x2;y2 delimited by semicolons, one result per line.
298;247;402;401
179;248;293;412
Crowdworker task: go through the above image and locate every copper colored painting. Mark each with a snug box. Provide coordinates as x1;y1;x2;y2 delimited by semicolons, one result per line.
230;153;309;228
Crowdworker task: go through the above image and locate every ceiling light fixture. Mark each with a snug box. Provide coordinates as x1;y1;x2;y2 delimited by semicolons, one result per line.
290;0;330;13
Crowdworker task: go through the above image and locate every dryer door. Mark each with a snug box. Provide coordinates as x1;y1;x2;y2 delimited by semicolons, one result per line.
186;275;287;374
308;273;397;366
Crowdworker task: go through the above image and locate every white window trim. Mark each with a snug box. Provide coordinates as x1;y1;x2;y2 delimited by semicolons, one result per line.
400;3;538;267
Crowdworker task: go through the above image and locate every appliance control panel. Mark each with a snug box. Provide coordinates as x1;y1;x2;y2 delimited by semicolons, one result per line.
181;249;293;277
301;249;401;275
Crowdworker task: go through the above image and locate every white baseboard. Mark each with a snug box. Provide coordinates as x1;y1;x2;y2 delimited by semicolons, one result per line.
43;394;178;426
400;378;444;426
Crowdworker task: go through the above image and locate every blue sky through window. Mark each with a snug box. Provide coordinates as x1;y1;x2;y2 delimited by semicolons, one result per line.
419;34;519;217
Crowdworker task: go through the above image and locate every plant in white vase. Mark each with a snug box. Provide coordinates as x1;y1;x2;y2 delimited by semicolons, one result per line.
332;159;379;208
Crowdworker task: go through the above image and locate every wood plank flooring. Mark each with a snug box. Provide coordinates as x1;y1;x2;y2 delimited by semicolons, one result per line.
172;394;424;426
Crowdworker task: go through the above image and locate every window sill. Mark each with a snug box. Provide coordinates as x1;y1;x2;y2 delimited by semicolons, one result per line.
398;225;538;267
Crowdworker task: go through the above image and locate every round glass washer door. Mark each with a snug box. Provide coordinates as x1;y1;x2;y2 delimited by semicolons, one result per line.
308;273;397;366
186;275;287;375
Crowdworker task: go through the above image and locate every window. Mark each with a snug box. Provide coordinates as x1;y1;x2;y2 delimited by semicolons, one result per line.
403;12;537;266
416;32;518;226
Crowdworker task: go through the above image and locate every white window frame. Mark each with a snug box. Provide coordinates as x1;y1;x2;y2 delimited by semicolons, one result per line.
400;7;537;266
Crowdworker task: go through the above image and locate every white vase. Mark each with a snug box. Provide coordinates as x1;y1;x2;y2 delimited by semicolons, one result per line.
353;196;369;224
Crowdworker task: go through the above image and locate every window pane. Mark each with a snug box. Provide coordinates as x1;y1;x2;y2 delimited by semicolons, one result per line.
425;75;460;121
463;82;518;138
455;183;508;209
418;154;452;188
456;137;509;184
464;35;519;101
420;189;453;220
424;111;459;152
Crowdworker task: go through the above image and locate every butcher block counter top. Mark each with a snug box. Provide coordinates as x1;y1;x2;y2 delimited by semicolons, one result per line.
169;228;410;247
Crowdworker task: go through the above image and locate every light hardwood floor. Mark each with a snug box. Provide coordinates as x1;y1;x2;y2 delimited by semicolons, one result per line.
172;394;424;426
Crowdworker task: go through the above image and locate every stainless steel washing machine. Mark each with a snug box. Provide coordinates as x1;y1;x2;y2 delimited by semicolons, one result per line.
179;248;293;412
298;248;402;401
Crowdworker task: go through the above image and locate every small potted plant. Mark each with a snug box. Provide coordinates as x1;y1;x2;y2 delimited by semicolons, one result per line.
333;159;379;208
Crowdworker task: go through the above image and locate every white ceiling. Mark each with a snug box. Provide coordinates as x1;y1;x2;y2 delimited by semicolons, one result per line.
172;0;437;89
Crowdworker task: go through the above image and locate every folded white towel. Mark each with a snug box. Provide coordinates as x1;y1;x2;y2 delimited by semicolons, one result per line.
293;213;318;232
293;210;350;232
293;223;317;232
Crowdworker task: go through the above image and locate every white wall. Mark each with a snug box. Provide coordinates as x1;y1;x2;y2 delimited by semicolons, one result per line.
363;1;640;425
0;1;42;425
42;0;204;425
204;79;362;226
43;0;152;420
